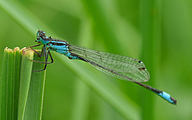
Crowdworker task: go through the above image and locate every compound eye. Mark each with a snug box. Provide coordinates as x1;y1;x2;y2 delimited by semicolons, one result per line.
37;36;40;40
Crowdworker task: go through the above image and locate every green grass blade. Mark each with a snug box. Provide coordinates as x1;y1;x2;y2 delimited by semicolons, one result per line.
140;0;161;119
13;47;22;120
0;48;46;120
71;80;90;120
0;1;54;36
71;20;92;120
18;48;34;120
0;48;12;120
7;48;14;120
18;48;46;120
23;50;46;120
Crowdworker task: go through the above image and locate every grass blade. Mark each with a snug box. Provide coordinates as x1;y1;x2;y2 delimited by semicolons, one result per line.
13;47;22;120
0;48;12;120
18;48;46;120
23;50;46;120
18;48;34;120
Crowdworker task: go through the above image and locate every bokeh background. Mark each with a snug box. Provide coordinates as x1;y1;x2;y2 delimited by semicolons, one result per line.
0;0;192;120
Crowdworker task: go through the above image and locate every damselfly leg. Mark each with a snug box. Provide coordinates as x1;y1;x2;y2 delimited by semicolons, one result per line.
26;44;54;72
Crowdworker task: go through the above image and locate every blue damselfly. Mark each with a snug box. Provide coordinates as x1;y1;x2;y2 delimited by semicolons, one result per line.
28;30;177;105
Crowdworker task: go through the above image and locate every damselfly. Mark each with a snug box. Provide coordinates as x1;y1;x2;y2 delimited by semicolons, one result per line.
29;30;177;105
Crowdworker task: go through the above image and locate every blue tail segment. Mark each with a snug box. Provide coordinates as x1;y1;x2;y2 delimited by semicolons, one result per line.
29;30;177;105
157;91;176;104
135;81;177;105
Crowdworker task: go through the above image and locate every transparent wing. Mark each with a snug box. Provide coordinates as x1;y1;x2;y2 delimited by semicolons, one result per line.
69;45;150;82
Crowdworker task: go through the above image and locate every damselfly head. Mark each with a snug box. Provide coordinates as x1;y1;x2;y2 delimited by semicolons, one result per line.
36;30;47;42
35;36;40;43
37;30;45;37
36;31;41;43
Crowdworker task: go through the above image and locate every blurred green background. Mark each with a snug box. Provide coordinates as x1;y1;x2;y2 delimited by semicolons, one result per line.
0;0;192;120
